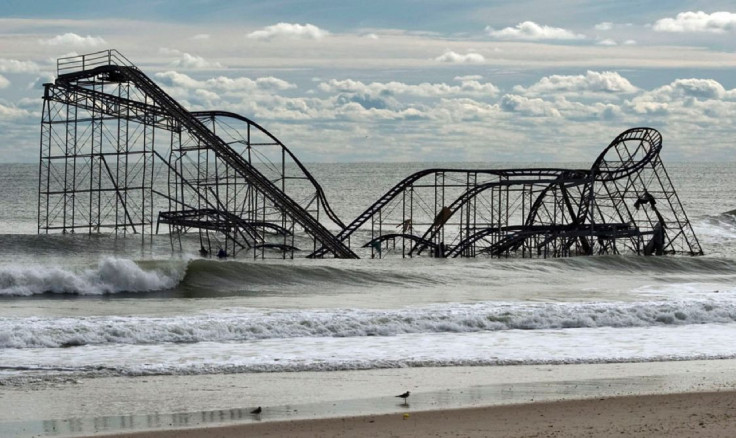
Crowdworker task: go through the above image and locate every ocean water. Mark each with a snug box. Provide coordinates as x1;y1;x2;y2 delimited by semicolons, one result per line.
3;162;736;382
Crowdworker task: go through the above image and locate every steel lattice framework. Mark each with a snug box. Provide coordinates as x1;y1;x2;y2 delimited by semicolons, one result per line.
38;50;703;259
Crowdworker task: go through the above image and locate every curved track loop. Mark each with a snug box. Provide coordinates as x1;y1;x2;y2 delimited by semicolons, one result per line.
591;127;662;182
311;127;700;259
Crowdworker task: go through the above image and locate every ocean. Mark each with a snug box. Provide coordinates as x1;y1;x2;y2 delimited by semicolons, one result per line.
3;161;736;383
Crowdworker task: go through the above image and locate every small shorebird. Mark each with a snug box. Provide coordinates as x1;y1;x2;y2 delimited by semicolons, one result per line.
395;391;410;405
250;406;262;414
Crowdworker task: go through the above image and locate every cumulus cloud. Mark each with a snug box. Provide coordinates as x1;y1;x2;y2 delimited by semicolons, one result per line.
430;98;500;122
163;50;222;69
486;21;585;40
0;102;30;118
155;71;296;92
595;22;614;31
500;94;561;117
40;33;106;47
647;78;731;101
318;78;499;98
627;78;736;115
653;11;736;33
177;53;221;68
435;50;485;64
247;23;329;41
514;71;638;95
0;58;39;73
0;74;9;88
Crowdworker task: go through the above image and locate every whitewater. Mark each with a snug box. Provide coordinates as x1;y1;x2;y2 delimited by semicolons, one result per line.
3;162;736;383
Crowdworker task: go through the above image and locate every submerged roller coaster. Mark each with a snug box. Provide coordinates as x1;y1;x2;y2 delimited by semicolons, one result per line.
38;50;703;259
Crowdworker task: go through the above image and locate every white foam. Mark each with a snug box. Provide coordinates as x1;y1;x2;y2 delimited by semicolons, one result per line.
4;297;736;348
4;323;736;377
0;257;184;296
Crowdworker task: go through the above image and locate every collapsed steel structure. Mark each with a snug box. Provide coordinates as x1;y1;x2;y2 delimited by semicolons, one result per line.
38;50;703;259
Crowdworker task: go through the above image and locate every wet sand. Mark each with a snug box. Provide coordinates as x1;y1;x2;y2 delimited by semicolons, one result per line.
3;359;736;437
100;391;736;438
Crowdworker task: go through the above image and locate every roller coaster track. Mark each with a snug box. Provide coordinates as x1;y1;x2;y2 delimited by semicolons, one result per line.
445;222;638;258
54;56;356;258
308;167;588;258
191;111;346;230
307;168;490;258
38;51;703;260
408;170;590;256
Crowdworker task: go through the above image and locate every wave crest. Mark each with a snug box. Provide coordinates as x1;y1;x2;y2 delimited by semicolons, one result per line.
4;299;736;348
0;257;184;296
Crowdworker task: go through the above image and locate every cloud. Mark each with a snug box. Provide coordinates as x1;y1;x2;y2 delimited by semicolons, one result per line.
0;58;40;73
595;38;635;47
0;102;30;119
649;78;731;101
0;74;9;88
514;71;638;95
318;78;499;98
627;78;736;116
596;39;617;46
164;51;222;69
595;22;614;31
247;23;329;41
192;34;210;40
175;53;221;68
486;21;585;40
653;11;736;33
454;75;483;81
155;71;296;92
500;94;561;117
336;93;397;111
428;98;499;121
40;33;106;47
435;50;485;64
27;72;56;90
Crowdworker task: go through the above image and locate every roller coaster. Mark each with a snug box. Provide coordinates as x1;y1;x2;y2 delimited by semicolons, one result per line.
37;50;703;259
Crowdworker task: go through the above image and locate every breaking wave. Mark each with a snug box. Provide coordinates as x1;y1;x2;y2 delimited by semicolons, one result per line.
4;299;736;349
0;257;185;296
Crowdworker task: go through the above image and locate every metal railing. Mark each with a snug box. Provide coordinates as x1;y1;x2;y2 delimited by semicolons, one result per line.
57;49;134;76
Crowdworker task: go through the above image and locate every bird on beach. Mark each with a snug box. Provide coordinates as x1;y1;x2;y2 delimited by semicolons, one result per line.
250;406;262;414
396;391;410;405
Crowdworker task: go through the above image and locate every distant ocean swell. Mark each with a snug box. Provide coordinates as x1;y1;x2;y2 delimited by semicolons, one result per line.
2;254;736;297
0;257;437;296
3;299;736;349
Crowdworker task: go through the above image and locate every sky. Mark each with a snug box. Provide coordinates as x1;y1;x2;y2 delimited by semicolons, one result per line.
0;1;735;163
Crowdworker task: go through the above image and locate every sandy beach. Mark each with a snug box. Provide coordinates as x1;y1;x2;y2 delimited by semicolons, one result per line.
4;359;736;437
99;391;736;438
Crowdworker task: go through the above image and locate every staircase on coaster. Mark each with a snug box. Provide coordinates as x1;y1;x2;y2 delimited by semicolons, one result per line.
37;49;356;259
